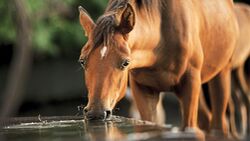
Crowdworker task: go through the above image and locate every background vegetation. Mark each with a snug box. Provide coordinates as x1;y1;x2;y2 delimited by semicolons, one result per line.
0;0;108;58
0;0;249;118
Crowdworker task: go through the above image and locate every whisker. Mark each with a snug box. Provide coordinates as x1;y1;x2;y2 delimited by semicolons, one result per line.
75;66;83;72
75;104;86;116
113;107;120;113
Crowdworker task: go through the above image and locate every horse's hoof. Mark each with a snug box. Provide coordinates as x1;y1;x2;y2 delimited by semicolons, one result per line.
184;127;205;141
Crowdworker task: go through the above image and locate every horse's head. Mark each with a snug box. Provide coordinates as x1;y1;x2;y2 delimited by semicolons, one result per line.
78;3;135;120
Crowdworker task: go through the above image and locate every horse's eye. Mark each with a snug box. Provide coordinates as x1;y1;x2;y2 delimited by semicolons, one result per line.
79;58;87;69
120;59;130;70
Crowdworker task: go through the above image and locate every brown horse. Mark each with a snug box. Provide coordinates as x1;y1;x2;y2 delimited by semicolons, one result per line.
198;2;250;138
225;3;250;138
233;4;250;125
232;3;250;70
78;0;238;137
231;6;250;130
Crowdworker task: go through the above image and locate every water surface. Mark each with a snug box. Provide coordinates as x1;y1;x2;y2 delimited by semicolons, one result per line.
0;115;228;141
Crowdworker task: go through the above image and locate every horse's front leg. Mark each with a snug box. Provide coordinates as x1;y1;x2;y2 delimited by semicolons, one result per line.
198;88;212;132
129;76;164;124
175;67;204;138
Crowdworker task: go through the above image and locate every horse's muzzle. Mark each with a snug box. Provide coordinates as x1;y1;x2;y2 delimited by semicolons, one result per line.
84;107;112;121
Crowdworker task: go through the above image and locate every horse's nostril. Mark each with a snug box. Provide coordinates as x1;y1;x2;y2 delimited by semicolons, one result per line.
105;110;112;119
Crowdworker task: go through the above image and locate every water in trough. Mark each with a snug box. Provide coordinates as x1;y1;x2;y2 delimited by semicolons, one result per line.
0;116;236;141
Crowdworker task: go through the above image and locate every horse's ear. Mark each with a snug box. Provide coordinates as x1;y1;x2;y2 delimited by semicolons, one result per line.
116;3;135;34
79;6;95;37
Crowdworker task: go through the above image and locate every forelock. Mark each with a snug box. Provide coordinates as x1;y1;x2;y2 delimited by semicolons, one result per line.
92;0;129;48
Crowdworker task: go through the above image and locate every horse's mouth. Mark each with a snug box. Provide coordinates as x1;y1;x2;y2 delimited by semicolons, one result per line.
84;110;112;121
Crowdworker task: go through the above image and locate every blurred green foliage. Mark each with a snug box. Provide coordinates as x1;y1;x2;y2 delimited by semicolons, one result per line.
0;1;16;45
0;0;108;57
0;0;247;57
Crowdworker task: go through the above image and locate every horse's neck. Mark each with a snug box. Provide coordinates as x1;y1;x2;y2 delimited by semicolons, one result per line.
128;4;162;69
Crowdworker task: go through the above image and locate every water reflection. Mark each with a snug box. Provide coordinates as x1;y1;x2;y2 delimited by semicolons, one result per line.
84;121;125;141
0;116;230;141
82;116;169;141
0;116;167;141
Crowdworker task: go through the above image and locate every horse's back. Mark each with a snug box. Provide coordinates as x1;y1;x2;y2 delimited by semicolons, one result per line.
231;3;250;68
197;0;238;82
